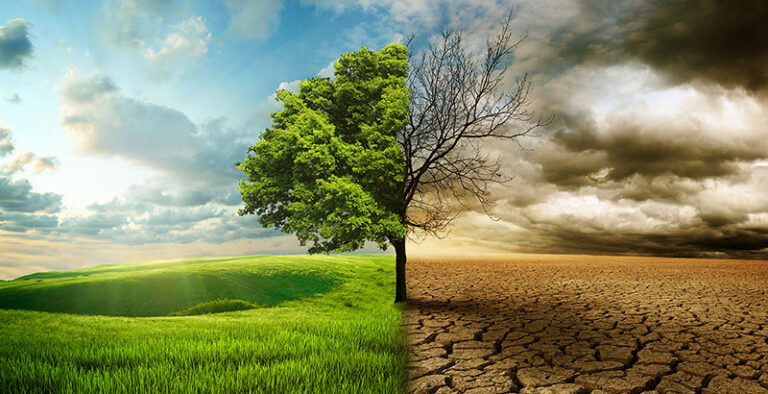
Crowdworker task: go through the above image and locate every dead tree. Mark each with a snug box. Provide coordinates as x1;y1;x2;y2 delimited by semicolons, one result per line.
394;11;548;302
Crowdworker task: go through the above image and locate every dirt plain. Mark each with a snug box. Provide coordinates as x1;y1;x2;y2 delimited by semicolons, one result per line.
404;255;768;394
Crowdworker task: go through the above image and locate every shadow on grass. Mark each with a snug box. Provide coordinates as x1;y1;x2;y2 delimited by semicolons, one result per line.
0;271;339;317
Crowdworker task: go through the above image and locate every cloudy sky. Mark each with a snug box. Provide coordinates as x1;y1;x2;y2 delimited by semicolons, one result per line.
1;0;766;278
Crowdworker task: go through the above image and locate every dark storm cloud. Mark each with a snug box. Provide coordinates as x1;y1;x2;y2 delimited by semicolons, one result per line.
512;222;768;259
552;0;768;92
0;19;33;69
600;130;761;181
528;143;604;188
543;123;766;187
454;0;768;258
624;0;768;92
610;175;704;204
504;110;768;255
545;1;638;66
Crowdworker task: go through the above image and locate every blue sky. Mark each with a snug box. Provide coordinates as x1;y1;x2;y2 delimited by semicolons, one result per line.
1;0;767;278
1;0;407;206
0;0;463;278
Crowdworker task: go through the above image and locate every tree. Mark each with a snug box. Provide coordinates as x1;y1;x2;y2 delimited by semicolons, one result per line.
238;13;545;303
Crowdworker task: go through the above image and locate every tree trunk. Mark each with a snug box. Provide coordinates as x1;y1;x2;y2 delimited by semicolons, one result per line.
393;238;407;303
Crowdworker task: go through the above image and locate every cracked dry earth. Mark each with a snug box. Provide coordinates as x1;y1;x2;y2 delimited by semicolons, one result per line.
404;255;768;394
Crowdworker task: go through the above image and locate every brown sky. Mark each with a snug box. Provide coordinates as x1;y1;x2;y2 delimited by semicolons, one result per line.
429;0;768;259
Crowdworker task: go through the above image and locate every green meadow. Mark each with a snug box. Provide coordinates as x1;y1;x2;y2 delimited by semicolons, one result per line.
0;255;406;393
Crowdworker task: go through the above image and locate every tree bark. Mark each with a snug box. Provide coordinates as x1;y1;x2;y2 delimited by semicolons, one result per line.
393;238;407;303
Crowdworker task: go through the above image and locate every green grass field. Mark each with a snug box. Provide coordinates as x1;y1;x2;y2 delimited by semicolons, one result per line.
0;255;406;393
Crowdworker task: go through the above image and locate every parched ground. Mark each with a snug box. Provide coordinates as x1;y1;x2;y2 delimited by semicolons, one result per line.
404;255;768;394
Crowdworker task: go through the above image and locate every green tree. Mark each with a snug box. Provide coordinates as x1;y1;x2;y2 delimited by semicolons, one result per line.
237;44;410;300
238;14;544;303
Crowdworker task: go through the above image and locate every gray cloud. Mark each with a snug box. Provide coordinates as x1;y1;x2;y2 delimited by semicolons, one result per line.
540;120;766;188
498;81;768;256
0;127;62;234
56;199;277;245
0;212;58;233
59;72;249;183
548;0;768;92
141;207;221;226
0;19;33;69
0;177;61;213
516;222;768;259
58;213;127;237
623;0;768;92
127;178;240;207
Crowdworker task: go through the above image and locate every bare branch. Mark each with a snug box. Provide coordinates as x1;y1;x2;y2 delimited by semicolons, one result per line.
399;9;547;236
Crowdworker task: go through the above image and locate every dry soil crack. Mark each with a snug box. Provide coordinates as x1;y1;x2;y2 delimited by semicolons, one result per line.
404;255;768;394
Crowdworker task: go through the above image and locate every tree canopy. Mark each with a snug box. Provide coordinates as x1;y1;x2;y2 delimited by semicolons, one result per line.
237;44;409;253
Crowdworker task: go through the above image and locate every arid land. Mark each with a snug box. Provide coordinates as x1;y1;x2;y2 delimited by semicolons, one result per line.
405;255;768;394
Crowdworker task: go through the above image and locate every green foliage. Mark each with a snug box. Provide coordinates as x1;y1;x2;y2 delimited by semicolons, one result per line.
0;255;407;393
238;44;409;253
169;298;260;316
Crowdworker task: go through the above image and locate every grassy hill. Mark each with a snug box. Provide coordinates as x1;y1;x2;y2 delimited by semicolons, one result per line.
0;255;406;393
0;256;339;316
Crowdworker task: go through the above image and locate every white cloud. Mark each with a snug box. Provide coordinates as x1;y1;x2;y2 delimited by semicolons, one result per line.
56;72;118;104
58;71;248;183
101;0;182;47
277;79;301;92
144;16;212;79
316;60;336;78
50;71;284;247
0;152;58;175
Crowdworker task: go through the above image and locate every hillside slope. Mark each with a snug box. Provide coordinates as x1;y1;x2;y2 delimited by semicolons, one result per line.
0;254;406;393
